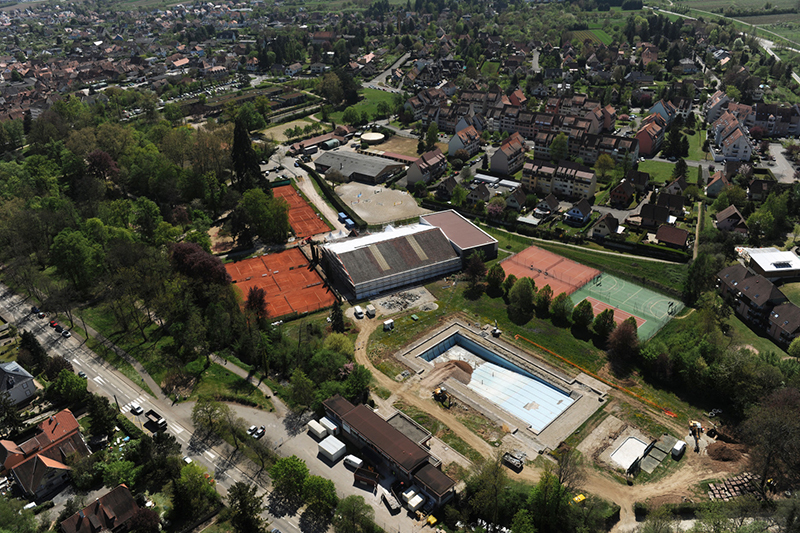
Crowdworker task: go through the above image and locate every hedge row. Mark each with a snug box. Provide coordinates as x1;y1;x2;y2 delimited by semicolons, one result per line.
300;163;368;230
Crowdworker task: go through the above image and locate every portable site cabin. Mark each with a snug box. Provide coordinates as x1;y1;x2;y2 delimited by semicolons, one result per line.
318;435;346;462
320;417;339;436
408;494;425;512
383;319;394;331
365;304;376;318
307;420;327;439
672;440;687;459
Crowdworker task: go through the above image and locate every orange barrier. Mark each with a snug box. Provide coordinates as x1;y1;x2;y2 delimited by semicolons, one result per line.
514;334;678;418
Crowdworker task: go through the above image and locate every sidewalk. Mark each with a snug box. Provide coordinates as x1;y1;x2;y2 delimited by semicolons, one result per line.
210;354;288;417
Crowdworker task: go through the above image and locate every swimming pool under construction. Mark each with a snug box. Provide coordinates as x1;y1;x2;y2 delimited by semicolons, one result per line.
395;321;610;452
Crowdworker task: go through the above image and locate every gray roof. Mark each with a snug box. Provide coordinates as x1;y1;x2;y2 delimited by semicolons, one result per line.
314;151;404;179
333;227;458;286
0;362;33;393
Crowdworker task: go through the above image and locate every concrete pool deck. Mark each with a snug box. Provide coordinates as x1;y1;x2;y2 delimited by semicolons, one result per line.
394;320;610;453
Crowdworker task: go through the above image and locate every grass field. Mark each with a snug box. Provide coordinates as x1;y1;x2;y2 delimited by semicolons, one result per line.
481;61;501;77
638;160;678;184
320;88;396;124
682;0;798;11
569;30;603;45
780;281;800;307
686;130;708;162
260;118;322;143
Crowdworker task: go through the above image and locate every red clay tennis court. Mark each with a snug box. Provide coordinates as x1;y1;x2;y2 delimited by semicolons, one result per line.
581;296;647;328
273;185;330;239
225;248;336;317
500;245;601;296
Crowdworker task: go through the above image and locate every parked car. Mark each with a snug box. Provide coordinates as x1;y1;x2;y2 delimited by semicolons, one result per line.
130;402;143;415
254;426;265;439
183;456;193;464
247;425;257;436
61;330;71;338
78;371;87;379
54;325;63;333
49;320;58;328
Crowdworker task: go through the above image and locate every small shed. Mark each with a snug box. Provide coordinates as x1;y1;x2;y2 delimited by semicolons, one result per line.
307;420;326;439
320;417;339;436
672;440;687;459
318;435;346;463
383;319;394;331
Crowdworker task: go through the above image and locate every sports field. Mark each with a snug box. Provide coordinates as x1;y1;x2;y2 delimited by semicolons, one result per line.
570;273;683;340
501;245;601;296
273;185;330;238
225;248;336;317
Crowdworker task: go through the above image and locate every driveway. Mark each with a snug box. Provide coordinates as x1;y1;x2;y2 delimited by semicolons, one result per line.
769;142;795;183
365;52;410;93
593;192;651;222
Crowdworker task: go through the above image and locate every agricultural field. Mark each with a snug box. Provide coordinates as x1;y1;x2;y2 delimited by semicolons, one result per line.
568;29;612;46
681;0;798;11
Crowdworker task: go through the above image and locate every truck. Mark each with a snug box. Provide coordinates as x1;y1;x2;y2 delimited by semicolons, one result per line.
502;450;526;471
145;409;167;431
365;304;376;318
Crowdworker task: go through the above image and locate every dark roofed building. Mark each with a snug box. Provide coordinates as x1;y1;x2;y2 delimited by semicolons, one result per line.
640;203;670;228
655;192;685;216
717;263;786;329
323;395;456;505
59;484;139;533
768;301;800;347
314;152;405;184
320;225;461;299
655;225;689;249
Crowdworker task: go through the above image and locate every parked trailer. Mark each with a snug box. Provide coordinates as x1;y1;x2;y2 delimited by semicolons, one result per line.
354;467;380;488
365;304;376;318
380;485;401;512
145;409;167;431
307;420;327;440
320;417;338;436
502;451;525;471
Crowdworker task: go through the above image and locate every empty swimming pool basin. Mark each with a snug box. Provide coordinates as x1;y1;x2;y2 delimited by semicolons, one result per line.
610;437;648;469
419;333;574;433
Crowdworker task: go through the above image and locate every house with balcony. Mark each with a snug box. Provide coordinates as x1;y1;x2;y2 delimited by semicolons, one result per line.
490;132;526;176
565;199;592;226
610;180;635;206
768;301;800;347
522;160;596;200
591;212;620;239
717;264;787;330
715;205;748;235
407;148;447;185
449;125;481;157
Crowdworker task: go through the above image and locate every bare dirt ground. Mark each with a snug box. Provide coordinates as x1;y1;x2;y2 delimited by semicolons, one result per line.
369;136;449;157
260;119;316;143
356;317;746;533
209;224;236;254
336;182;430;224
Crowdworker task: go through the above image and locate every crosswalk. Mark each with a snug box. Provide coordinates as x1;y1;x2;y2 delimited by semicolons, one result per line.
120;394;149;414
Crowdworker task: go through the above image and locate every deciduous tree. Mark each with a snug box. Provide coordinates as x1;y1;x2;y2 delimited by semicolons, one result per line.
330;301;345;333
270;455;309;502
549;292;573;324
509;277;535;316
535;284;553;316
468;453;509;525
572;299;594;330
607;317;640;363
593;308;616;340
229;481;265;533
333;495;376;533
486;263;506;294
303;475;339;519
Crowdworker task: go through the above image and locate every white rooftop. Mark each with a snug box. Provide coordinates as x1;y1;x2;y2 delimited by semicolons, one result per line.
744;247;800;273
323;224;433;254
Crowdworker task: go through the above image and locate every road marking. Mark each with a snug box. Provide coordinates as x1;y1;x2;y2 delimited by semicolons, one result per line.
72;359;82;366
93;376;105;385
170;424;184;434
205;450;216;460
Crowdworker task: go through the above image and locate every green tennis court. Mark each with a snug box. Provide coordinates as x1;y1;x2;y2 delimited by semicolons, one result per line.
570;273;683;340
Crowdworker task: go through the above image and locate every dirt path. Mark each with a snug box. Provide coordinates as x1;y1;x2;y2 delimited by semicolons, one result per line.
355;320;741;532
354;320;496;458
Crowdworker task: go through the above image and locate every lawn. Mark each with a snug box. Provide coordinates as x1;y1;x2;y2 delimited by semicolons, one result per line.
190;362;275;411
638;160;677;184
319;88;397;124
393;401;484;463
686;129;708;162
727;314;790;357
781;282;800;307
481;61;501;77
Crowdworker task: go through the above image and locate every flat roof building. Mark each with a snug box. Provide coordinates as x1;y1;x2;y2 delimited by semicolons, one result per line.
742;247;800;280
314;151;405;184
320;224;461;299
420;210;498;260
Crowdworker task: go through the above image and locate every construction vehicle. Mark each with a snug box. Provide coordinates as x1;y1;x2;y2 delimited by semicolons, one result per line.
432;387;451;407
689;420;703;452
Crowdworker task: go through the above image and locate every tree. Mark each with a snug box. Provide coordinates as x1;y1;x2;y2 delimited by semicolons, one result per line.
671;158;688;179
451;185;468;206
229;481;265;533
535;284;553;316
233;189;290;245
595;153;615;179
742;387;800;493
0;495;37;533
684;253;723;306
464;252;487;290
290;368;315;409
607;316;640;364
342;107;360;125
509;277;535;316
549;293;573;324
88;394;118;440
426;122;439;150
171;463;220;518
747;209;776;245
270;455;309;502
330;301;345;333
551;445;584;491
128;507;162;533
304;475;339;519
468;453;509;525
191;397;225;432
50;229;104;291
486;264;506;294
231;116;261;191
333;496;376;533
48;369;88;404
502;274;518;295
245;286;268;323
549;132;568;162
788;337;800;358
487;196;506;218
0;392;22;438
572;299;594;330
593;308;616;340
510;510;537;533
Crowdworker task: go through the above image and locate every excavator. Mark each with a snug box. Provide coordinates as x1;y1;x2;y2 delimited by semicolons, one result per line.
432;387;451;408
689;420;703;452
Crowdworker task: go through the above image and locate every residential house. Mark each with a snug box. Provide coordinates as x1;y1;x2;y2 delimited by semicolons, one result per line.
628;169;650;192
490;132;526;176
448;125;481;157
705;171;731;198
505;187;527;211
610;180;635;206
664;176;689;196
591;212;620;239
679;58;698;74
565;199;592;226
715;205;748;234
748;179;776;201
437;176;458;200
534;194;560;218
310;62;331;75
704;90;731;123
655;193;685;216
639;203;670;228
0;362;35;406
2;409;91;498
655;225;689;249
719;127;753;162
407;148;447;185
467;182;492;205
716;264;786;328
768;301;800;347
59;484;139;533
285;63;303;77
635;116;666;157
649;99;677;126
522;160;597;200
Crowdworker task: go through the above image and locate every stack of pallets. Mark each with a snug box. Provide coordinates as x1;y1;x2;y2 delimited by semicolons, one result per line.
708;473;758;501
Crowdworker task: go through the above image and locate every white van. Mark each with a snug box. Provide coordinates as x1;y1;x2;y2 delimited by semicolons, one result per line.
344;455;363;469
354;306;364;319
130;402;143;415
